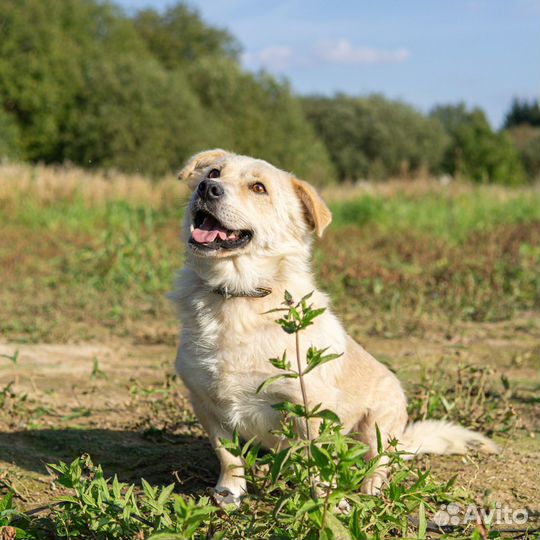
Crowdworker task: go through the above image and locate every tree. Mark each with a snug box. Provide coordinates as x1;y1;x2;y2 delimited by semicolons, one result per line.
133;4;241;71
187;58;336;184
0;0;150;162
303;94;449;181
505;125;539;181
431;104;526;184
61;56;212;176
503;98;540;129
0;109;20;159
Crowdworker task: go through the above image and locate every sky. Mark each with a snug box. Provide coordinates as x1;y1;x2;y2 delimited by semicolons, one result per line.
116;0;539;128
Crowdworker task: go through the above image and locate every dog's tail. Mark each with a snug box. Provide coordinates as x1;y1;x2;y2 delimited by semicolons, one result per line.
398;420;499;458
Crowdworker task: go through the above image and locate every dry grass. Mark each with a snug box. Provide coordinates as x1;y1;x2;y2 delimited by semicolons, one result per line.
2;162;536;208
321;176;538;202
0;162;189;207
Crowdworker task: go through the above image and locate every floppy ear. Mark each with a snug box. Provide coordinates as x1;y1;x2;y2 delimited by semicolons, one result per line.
291;177;332;237
178;149;230;186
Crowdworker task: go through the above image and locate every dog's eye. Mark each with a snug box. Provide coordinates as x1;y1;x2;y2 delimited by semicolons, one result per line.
207;168;220;179
251;182;267;194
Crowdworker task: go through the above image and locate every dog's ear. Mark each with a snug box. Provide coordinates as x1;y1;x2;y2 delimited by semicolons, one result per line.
291;177;332;237
178;149;230;186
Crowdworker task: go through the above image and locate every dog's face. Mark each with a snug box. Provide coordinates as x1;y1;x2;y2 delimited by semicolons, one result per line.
179;149;332;259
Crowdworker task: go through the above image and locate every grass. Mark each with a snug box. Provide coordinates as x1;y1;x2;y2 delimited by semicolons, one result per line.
0;163;538;343
328;188;537;241
0;163;539;538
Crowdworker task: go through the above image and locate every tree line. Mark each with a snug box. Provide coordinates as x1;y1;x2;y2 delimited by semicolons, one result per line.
0;0;538;185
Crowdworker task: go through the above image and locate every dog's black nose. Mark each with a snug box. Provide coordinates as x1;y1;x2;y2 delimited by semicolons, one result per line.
197;180;224;201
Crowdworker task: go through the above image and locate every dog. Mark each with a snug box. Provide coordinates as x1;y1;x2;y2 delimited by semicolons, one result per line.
170;149;498;506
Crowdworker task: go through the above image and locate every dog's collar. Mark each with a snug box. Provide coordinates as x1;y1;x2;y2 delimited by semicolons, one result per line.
213;286;272;300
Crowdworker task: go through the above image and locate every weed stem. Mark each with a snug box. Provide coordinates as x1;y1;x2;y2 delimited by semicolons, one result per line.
295;330;317;500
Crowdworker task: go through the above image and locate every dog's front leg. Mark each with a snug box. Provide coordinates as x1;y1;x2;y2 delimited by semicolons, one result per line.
191;394;246;507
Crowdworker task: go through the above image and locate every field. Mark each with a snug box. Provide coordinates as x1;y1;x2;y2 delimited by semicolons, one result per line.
0;163;538;538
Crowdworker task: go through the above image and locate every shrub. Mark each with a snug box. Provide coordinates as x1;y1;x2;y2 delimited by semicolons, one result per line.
506;124;540;181
303;94;449;181
431;104;526;185
61;57;211;176
0;109;20;160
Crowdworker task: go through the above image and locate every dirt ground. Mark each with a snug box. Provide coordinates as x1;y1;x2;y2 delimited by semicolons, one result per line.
0;315;538;528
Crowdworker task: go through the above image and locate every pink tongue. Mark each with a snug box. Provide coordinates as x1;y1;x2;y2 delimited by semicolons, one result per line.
192;217;229;243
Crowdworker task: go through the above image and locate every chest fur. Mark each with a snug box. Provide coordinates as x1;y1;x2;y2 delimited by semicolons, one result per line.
175;289;347;440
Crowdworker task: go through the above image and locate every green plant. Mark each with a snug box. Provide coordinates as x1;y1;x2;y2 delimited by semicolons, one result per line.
46;454;217;539
0;492;32;539
90;357;107;381
217;292;464;539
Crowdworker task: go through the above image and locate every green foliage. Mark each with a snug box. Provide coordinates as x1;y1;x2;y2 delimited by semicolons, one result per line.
0;0;149;162
0;0;535;182
60;56;210;176
0;109;20;159
503;98;540;128
303;93;450;181
0;0;334;182
0;492;32;538
44;454;218;538
187;59;336;184
506;124;540;181
133;3;241;70
431;104;526;184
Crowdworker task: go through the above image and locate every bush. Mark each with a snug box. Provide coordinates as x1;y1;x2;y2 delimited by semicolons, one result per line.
506;124;540;181
61;57;211;176
186;58;337;185
0;109;20;159
503;98;540;128
303;94;449;181
431;104;526;185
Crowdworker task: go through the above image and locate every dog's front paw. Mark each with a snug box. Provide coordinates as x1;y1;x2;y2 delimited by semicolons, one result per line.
207;487;242;509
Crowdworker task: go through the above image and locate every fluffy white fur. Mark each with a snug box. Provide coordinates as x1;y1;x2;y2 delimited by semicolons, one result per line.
170;149;498;505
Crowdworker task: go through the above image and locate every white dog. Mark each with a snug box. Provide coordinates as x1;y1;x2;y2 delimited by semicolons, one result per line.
171;149;498;506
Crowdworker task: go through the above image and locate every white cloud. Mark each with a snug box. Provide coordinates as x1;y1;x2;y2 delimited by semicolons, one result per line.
316;40;410;65
242;46;293;70
242;40;411;73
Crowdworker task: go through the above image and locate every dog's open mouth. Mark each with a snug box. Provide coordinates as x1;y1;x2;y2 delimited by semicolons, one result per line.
189;210;252;251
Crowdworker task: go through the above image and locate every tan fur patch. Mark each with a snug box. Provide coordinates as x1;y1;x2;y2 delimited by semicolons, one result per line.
291;177;332;237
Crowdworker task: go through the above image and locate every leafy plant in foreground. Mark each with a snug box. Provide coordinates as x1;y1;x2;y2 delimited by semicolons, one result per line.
45;454;217;539
219;292;465;539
